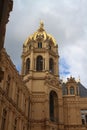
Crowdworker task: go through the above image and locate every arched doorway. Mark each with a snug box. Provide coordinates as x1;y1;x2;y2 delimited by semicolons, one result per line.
49;91;58;122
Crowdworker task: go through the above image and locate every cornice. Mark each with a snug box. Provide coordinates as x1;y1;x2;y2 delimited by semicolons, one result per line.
64;124;87;129
1;48;29;95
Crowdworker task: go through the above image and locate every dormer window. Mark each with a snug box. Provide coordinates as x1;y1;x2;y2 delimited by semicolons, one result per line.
63;87;68;95
38;42;42;48
70;86;74;95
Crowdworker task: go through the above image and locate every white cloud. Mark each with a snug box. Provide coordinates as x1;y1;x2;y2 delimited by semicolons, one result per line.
5;0;87;87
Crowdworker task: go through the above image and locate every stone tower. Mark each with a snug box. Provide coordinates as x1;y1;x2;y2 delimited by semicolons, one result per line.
21;22;64;130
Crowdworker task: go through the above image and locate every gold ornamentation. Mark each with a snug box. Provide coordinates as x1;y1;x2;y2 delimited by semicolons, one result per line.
23;22;57;46
45;76;60;88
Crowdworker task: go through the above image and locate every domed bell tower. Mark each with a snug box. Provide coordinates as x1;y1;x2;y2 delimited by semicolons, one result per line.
21;22;64;130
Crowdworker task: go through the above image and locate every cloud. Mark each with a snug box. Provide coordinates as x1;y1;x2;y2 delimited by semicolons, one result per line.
59;58;70;77
5;0;87;87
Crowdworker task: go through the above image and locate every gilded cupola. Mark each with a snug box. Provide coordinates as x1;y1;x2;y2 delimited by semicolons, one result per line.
23;21;57;48
21;22;59;76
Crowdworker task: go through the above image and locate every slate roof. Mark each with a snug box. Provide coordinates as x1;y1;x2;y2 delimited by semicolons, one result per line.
78;82;87;97
62;82;87;98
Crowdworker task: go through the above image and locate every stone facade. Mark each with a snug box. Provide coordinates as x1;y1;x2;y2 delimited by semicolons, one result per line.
21;22;87;130
0;21;87;130
0;0;13;82
0;48;30;130
0;0;13;51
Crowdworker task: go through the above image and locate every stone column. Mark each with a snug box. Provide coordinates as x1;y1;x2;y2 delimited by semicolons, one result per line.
45;51;49;71
55;56;59;76
30;48;34;71
34;58;36;71
5;108;10;130
43;58;45;71
11;81;16;101
21;56;25;75
25;98;29;117
0;100;3;130
7;110;13;130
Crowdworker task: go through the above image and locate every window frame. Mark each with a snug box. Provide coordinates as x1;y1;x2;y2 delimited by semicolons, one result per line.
38;42;42;48
36;55;43;71
70;86;74;95
49;58;54;73
25;58;30;74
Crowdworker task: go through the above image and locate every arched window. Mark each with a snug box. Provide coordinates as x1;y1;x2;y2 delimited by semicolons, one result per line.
63;87;68;95
49;91;58;122
26;58;30;74
38;42;42;48
70;86;74;95
49;58;54;73
36;56;43;71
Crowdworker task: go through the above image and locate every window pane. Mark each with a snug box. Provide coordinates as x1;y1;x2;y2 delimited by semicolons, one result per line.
36;56;43;71
38;42;42;48
26;58;30;74
49;58;54;73
70;87;74;95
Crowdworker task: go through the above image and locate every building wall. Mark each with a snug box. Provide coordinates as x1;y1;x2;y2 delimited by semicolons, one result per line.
0;0;13;51
0;0;13;83
0;19;87;130
63;81;87;130
0;48;30;130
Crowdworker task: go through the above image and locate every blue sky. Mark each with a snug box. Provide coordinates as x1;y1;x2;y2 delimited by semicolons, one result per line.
59;58;70;77
5;0;87;87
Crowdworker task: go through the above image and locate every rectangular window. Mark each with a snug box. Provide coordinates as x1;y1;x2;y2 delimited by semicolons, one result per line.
81;110;87;125
38;42;42;48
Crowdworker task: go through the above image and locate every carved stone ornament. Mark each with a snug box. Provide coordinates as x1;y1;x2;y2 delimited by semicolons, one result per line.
45;76;60;88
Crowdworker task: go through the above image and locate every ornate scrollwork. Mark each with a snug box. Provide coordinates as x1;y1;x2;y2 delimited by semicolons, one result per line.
45;75;60;88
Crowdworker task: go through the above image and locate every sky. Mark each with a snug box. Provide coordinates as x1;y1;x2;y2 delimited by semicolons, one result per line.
5;0;87;87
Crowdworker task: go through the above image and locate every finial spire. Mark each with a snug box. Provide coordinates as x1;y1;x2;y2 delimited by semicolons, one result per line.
40;20;44;28
38;20;44;31
78;76;80;82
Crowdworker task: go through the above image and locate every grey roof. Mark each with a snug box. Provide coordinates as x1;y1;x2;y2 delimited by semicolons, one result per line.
78;82;87;97
62;82;87;98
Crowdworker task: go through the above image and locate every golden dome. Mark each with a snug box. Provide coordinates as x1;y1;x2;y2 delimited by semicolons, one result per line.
23;22;56;46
